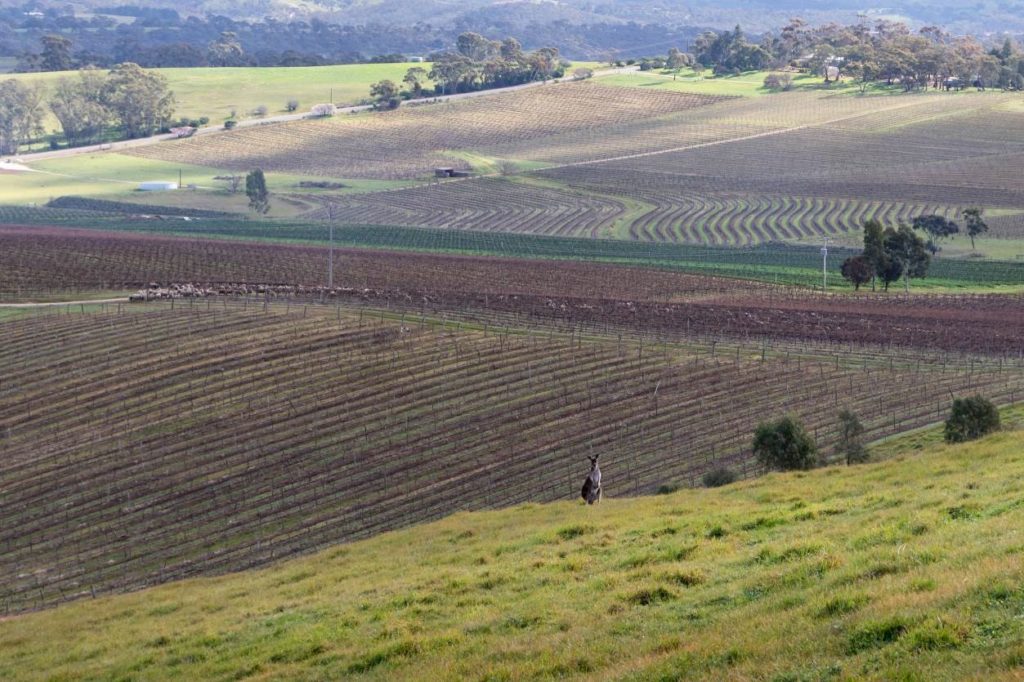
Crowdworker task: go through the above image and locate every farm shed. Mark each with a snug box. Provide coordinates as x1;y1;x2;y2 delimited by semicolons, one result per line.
435;168;472;178
138;181;178;191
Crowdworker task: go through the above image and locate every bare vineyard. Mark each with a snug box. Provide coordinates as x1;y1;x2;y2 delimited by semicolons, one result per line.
129;82;728;179
0;225;762;297
5;226;1024;354
3;302;1024;613
306;177;627;237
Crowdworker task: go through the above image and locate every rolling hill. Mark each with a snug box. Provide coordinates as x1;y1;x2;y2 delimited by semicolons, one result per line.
2;424;1023;680
3;236;1024;614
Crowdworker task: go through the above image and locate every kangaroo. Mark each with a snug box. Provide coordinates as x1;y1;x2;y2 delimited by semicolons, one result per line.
580;455;602;505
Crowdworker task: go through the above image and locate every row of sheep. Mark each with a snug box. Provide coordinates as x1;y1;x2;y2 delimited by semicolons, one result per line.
127;283;400;302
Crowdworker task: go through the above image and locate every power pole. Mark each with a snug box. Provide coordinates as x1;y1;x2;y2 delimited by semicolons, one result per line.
326;202;335;289
821;238;829;291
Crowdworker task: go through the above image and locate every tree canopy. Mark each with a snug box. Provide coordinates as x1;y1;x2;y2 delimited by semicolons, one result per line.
102;62;175;139
0;79;44;154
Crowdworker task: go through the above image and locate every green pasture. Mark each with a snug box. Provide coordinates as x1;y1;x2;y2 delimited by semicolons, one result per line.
2;422;1024;680
598;69;830;97
5;62;433;130
597;68;1007;98
6;60;600;133
0;154;413;217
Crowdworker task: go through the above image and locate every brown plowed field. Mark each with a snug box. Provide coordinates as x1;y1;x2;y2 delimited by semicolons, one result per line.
3;225;1023;355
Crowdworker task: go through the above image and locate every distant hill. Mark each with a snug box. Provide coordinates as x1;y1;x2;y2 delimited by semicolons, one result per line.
30;0;1024;33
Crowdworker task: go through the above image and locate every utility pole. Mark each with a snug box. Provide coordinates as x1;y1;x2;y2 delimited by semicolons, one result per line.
821;237;829;291
325;201;335;289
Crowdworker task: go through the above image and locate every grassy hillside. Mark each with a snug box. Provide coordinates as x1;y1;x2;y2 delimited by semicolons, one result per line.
0;153;409;216
2;426;1023;680
7;62;433;129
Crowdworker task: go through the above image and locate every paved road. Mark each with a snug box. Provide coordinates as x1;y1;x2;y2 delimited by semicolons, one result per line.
11;67;636;165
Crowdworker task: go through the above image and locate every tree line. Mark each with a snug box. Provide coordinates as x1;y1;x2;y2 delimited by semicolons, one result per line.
368;33;568;108
0;5;702;71
0;63;174;154
685;20;1024;91
839;209;988;292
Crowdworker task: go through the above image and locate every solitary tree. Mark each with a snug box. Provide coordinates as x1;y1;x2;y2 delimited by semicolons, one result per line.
667;47;691;80
840;255;872;291
836;409;869;464
0;79;45;154
753;416;817;471
245;169;270;214
944;395;1000;443
962;207;988;250
912;214;959;253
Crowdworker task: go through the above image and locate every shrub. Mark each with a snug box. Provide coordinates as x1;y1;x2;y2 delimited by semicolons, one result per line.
573;67;594;81
753;416;817;471
253;105;268;117
702;466;738;487
223;119;237;130
944;395;1000;443
763;72;794;91
655;482;680;495
837;409;869;465
286;99;299;112
310;103;337;117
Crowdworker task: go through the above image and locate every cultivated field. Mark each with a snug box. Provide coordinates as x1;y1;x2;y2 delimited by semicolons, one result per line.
3;299;1023;613
128;82;732;179
13;76;1024;251
3;425;1024;680
4;221;1024;302
123;79;1024;248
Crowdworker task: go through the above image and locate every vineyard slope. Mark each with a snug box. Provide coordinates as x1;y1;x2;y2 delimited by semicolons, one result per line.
2;298;1024;614
2;427;1024;680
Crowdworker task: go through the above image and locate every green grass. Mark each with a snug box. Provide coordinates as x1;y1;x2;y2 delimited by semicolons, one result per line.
0;153;413;216
598;68;1003;99
7;62;434;130
598;69;828;97
2;426;1023;680
9;61;600;133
